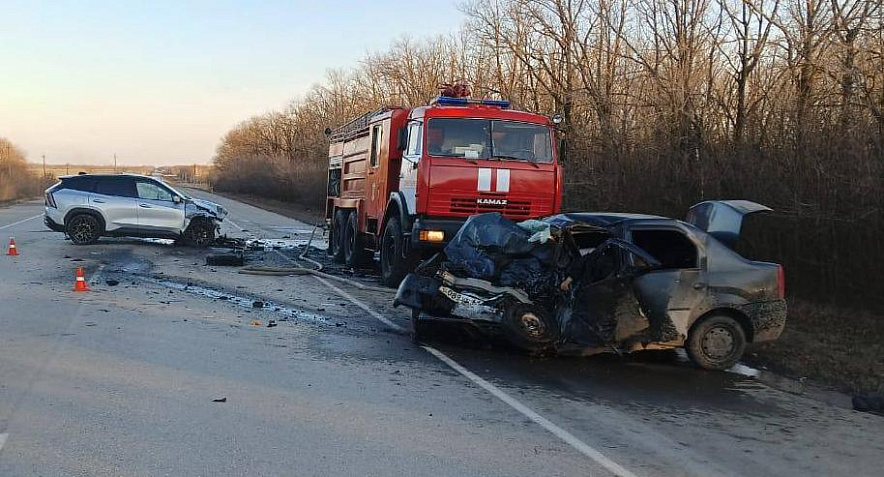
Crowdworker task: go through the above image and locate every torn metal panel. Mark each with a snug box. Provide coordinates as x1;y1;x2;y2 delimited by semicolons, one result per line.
183;198;228;230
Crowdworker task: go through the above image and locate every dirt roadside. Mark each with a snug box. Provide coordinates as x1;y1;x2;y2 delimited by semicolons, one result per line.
746;300;884;395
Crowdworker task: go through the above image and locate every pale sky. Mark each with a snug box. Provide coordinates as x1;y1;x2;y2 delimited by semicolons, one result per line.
0;0;464;166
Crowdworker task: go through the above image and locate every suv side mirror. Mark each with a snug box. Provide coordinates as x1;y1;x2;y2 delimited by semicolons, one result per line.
173;195;182;204
397;127;408;152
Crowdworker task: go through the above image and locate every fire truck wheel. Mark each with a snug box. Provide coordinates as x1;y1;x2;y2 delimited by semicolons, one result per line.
344;211;367;266
380;216;410;287
330;209;348;263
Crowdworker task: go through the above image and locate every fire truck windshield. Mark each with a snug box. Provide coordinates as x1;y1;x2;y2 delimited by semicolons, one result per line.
426;118;553;163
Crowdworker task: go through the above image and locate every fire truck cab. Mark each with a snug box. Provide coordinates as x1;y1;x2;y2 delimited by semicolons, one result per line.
326;95;563;286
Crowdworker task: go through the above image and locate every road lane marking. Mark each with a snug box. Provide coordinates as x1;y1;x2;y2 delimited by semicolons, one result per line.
423;346;640;477
0;433;7;453
0;214;42;231
312;276;404;332
225;218;244;231
306;265;639;477
215;200;640;475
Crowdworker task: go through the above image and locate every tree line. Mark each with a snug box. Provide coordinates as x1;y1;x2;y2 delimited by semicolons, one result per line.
0;137;52;202
212;0;884;308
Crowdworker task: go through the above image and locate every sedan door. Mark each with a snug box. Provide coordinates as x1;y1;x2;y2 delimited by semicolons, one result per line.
134;179;185;233
629;227;707;344
92;176;139;232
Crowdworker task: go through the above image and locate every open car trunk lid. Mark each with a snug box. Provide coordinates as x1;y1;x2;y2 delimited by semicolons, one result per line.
686;200;771;248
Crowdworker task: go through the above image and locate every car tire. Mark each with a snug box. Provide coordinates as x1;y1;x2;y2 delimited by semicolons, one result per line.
380;216;412;287
66;214;102;245
501;303;557;352
686;314;747;371
330;209;348;264
343;211;367;266
183;219;216;247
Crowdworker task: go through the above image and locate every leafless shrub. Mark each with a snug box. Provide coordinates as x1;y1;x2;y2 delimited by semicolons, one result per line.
0;137;53;202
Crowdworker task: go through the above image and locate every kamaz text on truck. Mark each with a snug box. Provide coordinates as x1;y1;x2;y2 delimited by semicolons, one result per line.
325;91;563;286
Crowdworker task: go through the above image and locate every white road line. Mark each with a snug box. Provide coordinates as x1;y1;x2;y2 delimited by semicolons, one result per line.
0;432;7;453
225;218;244;231
312;276;404;332
0;214;42;231
222;202;638;475
308;268;638;477
423;346;640;477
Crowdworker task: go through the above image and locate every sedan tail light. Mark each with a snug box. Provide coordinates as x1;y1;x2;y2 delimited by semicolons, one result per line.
777;265;785;299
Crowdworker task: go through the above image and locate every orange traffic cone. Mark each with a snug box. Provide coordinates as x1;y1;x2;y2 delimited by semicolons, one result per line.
73;267;90;292
6;237;18;256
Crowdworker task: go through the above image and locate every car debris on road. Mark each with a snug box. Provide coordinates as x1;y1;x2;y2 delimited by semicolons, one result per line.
394;201;787;370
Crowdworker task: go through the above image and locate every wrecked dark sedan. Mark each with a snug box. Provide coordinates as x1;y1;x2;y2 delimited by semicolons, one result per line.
394;201;787;370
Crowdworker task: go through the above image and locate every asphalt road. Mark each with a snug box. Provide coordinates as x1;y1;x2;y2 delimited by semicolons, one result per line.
0;190;881;477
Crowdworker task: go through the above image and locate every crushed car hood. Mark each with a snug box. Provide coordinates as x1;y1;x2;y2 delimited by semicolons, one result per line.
186;198;228;220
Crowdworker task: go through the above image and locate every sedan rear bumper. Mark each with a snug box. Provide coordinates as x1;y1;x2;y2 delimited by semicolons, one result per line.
744;299;788;342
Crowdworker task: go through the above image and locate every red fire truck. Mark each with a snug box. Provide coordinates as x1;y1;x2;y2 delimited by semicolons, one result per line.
326;92;563;286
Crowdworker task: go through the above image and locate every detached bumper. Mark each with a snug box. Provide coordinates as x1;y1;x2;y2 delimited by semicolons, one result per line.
44;215;65;232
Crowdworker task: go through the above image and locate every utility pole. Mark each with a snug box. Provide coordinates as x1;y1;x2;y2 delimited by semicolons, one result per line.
42;154;46;177
114;153;117;173
4;144;10;178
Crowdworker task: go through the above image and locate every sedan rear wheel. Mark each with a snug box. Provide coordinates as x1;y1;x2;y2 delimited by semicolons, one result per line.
686;314;747;371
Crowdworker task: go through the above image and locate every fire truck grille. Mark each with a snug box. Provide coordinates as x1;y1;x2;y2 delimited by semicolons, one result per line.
450;198;532;218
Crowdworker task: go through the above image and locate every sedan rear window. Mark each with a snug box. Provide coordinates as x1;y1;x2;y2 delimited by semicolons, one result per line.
631;229;698;269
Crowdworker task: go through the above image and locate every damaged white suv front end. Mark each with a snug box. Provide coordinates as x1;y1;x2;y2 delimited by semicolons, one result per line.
44;173;228;247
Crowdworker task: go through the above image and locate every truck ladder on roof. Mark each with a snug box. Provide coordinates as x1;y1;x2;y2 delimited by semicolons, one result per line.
328;108;389;142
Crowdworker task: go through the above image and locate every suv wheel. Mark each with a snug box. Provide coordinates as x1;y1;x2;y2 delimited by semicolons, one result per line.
67;214;101;245
183;219;216;247
686;314;747;371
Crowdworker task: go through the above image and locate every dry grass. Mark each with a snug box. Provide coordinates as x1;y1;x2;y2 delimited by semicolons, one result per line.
746;300;884;394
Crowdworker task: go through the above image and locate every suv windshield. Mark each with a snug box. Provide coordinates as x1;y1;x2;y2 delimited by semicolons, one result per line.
426;118;553;163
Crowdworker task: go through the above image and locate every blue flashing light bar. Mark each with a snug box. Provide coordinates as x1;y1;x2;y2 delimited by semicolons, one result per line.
432;96;511;108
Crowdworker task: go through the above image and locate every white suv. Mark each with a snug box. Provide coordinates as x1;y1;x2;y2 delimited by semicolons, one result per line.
44;173;227;246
